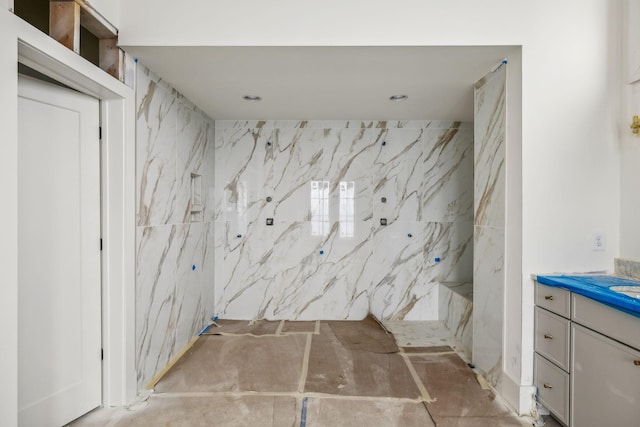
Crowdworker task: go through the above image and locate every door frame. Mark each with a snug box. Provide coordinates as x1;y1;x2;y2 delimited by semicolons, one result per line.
0;11;137;422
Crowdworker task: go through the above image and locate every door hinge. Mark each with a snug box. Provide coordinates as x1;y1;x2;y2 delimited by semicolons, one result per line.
99;126;102;140
100;238;103;251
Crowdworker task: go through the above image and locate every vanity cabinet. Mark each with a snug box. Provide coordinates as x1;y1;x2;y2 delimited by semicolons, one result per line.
571;323;640;427
534;284;571;425
534;282;640;427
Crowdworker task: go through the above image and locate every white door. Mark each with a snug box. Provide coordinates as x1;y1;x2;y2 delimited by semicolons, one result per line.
18;75;102;427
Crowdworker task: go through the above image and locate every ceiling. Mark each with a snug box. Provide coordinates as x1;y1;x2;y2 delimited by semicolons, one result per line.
122;46;518;121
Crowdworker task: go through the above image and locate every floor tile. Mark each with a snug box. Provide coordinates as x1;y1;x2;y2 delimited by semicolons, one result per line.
305;324;421;399
304;398;436;427
155;334;308;392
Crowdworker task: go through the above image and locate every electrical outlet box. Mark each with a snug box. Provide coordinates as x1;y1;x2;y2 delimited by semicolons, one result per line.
592;232;605;251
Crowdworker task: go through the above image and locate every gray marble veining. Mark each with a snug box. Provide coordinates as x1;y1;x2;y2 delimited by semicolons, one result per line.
614;257;640;280
215;120;473;322
136;64;216;389
473;67;506;388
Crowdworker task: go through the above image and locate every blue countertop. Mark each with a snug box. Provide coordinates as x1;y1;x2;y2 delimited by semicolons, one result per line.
534;275;640;318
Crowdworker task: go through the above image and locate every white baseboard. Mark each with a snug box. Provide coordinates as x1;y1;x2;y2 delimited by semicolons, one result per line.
499;372;537;416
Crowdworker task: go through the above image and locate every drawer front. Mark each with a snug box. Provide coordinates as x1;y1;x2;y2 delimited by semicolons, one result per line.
535;307;571;371
572;293;640;351
535;353;570;425
535;283;571;318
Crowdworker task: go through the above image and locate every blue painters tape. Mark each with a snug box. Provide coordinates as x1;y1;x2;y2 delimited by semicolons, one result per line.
212;315;219;322
434;257;441;262
192;265;196;271
319;250;324;255
300;397;309;427
198;324;212;336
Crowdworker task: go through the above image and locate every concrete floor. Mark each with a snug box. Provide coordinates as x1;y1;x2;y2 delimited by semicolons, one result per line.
71;319;533;426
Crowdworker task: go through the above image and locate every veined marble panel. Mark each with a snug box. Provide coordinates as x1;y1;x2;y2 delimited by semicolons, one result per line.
268;128;325;222
135;63;216;390
473;225;504;388
425;120;473;130
214;127;273;222
373;129;424;223
324;128;383;223
422;221;473;284
369;221;428;320
176;103;209;223
439;282;473;352
136;68;177;226
214;120;474;322
474;68;506;227
215;120;273;129
421;128;473;222
174;223;213;349
136;225;178;388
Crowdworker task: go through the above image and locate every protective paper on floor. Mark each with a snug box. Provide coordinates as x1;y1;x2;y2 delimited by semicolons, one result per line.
203;319;281;336
304;324;421;398
155;334;307;393
70;395;299;427
327;315;398;354
401;345;454;354
281;321;317;334
408;353;512;419
303;398;435;427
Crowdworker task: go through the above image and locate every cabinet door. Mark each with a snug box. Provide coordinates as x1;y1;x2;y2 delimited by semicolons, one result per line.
571;324;640;427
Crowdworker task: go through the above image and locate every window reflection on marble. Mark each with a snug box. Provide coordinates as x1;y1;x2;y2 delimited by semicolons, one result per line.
235;181;248;216
310;181;329;236
339;181;355;238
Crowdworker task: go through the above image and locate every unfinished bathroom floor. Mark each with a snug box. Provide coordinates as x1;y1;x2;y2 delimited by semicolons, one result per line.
71;318;532;427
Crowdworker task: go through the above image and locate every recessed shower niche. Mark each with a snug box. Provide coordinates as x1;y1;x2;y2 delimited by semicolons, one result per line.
190;172;203;222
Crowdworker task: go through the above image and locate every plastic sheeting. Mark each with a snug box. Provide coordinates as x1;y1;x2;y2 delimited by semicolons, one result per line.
535;275;640;318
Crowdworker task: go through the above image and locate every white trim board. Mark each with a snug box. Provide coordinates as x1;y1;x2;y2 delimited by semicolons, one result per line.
1;11;137;425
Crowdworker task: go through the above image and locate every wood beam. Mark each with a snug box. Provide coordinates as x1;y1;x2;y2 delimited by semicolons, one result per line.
49;1;80;54
99;38;124;81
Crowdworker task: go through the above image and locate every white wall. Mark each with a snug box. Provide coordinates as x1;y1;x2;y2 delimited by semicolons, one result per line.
86;0;119;28
117;0;622;413
621;0;640;260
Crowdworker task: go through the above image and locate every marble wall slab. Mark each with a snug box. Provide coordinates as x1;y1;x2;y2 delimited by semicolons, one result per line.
439;282;473;352
473;67;506;388
136;64;216;389
215;120;473;322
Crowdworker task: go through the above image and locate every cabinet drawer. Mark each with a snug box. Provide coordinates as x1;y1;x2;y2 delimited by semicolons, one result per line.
572;293;640;351
535;283;570;318
535;307;570;371
535;353;570;425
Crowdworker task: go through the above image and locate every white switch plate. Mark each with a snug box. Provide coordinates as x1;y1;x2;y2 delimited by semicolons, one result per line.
592;232;606;251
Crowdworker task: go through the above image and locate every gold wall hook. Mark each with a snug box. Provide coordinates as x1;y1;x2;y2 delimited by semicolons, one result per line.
631;115;640;134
